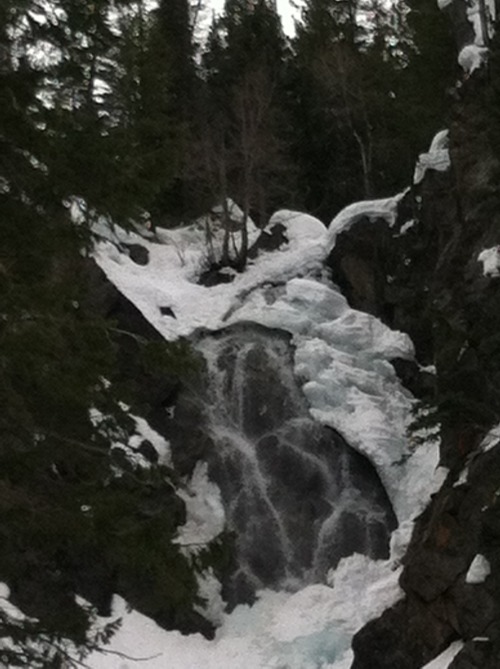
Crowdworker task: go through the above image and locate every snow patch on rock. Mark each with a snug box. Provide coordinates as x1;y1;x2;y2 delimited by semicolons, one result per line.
175;462;226;548
478;245;500;277
414;130;450;184
466;554;491;584
458;44;489;73
327;193;405;250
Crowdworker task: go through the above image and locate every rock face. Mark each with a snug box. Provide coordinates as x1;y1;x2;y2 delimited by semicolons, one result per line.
331;7;500;668
352;438;500;669
164;324;397;607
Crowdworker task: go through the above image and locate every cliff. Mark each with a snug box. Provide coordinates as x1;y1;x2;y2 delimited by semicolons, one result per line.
328;3;500;666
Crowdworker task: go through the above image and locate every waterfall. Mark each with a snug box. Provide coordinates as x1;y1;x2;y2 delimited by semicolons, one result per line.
169;324;397;605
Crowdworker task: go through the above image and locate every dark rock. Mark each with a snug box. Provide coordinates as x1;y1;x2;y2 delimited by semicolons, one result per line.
353;442;500;668
248;222;288;258
391;358;436;400
159;305;176;318
124;243;149;265
352;599;457;669
199;265;235;287
137;439;159;463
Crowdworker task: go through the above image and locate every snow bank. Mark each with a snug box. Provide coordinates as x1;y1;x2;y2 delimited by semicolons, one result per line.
88;552;404;669
414;130;450;184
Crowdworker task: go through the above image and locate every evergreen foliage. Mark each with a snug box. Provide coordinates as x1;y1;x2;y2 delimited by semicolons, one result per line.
0;0;220;663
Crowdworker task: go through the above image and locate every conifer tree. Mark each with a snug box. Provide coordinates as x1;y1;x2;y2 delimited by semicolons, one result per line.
0;1;218;663
143;0;200;222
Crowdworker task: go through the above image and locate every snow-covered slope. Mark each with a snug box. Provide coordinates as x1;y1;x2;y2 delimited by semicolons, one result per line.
88;204;447;669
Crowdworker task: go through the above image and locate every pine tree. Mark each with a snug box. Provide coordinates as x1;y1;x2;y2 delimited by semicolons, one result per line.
0;1;217;662
142;0;200;222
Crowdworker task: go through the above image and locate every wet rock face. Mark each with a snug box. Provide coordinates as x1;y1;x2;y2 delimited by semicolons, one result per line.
166;324;397;606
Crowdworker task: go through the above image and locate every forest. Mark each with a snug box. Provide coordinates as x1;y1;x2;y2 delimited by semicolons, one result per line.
0;0;459;666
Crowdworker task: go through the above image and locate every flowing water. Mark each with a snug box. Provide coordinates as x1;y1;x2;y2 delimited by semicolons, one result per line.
169;324;397;605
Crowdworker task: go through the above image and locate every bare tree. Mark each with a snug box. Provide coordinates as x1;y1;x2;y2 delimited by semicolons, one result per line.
190;66;290;269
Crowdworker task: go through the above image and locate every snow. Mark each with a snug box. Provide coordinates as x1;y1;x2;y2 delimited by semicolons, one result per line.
88;552;404;669
269;209;327;248
89;406;171;468
478;246;500;277
326;194;405;250
420;641;464;669
92;210;326;341
437;0;453;8
399;219;416;235
458;44;489;74
86;202;448;669
481;422;500;452
175;462;225;548
466;554;491;584
414;130;450;184
127;413;171;467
